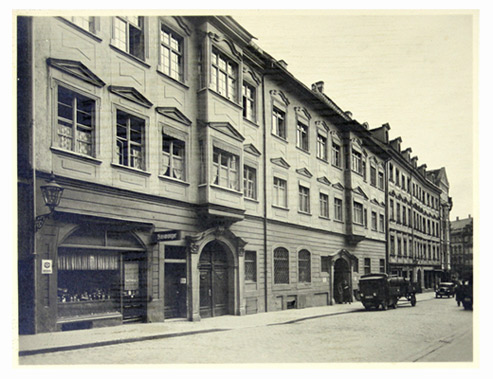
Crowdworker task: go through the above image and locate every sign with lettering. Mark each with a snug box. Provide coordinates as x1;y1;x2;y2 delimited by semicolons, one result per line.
154;230;181;242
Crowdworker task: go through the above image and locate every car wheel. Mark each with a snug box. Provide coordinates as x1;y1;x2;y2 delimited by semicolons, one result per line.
381;301;388;311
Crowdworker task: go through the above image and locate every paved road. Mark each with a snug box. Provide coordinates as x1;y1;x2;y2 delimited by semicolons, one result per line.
19;295;472;364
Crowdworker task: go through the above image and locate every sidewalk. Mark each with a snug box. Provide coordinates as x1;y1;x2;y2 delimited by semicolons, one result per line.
18;292;436;356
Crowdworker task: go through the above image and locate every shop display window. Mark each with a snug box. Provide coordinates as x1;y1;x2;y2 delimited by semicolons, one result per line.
57;250;121;316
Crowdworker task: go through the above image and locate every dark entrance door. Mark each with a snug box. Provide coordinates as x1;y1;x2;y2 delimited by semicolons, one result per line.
334;258;350;304
122;252;146;323
164;263;187;318
199;241;230;318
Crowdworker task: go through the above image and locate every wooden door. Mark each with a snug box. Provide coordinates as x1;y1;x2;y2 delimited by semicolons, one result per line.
164;263;187;319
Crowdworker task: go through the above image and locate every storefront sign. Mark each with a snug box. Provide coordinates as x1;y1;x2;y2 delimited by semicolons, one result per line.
154;230;181;242
41;259;53;274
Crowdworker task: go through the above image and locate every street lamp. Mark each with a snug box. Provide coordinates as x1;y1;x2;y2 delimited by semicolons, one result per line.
35;174;64;232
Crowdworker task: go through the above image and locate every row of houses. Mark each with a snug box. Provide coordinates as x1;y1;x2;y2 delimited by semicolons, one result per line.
17;15;453;334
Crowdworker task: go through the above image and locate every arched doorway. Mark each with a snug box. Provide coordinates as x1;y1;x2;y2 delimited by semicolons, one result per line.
199;240;233;318
334;258;351;304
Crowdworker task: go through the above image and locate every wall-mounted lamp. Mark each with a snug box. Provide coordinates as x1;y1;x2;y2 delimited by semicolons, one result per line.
35;174;64;232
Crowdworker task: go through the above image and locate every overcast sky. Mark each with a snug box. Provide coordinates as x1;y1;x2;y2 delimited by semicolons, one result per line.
233;10;475;221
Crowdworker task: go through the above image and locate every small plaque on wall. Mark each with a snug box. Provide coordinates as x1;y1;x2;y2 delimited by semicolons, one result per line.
41;259;53;274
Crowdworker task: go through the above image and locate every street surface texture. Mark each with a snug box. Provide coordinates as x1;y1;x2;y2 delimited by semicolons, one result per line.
19;296;472;364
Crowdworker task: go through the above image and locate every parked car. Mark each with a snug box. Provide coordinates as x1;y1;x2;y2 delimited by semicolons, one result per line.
358;274;418;311
435;282;456;298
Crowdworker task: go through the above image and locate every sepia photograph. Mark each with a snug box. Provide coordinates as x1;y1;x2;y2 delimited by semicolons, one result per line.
11;3;484;372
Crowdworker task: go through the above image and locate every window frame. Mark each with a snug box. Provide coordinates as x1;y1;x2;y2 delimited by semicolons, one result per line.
334;197;343;222
115;108;146;171
331;142;342;168
319;192;329;219
298;185;311;214
113;16;146;61
364;258;371;275
159;22;185;82
243;164;257;200
244;250;257;283
353;201;364;225
242;82;257;123
273;176;288;208
296;121;309;151
272;106;287;140
210;47;238;102
212;147;240;191
316;133;328;161
161;133;186;181
351;149;363;175
55;84;97;158
273;247;289;285
371;211;378;231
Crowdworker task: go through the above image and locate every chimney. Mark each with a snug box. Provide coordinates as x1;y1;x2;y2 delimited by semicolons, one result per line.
456;216;459;221
362;122;369;129
311;81;325;93
468;214;471;218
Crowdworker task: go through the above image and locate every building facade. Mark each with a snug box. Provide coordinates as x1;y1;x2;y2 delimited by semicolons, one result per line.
450;216;473;281
17;14;449;334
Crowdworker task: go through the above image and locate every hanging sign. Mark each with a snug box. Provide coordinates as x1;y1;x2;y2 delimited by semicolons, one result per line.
41;259;53;274
154;230;181;242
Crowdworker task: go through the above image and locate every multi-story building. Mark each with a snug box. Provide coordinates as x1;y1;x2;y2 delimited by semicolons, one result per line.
370;125;447;290
427;168;453;280
450;216;473;281
17;14;448;334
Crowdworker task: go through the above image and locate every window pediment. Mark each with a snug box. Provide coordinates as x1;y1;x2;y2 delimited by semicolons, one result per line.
208;31;242;60
156;107;192;126
317;176;332;186
270;157;290;169
270;89;290;107
208;122;245;142
332;182;345;191
244;143;261;157
108;86;153;108
353;186;369;200
294;106;311;121
296;167;313;178
47;58;105;88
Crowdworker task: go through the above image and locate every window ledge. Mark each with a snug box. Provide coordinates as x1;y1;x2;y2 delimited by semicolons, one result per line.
331;163;343;171
245;197;259;203
109;44;151;68
298;211;312;216
204;88;242;110
319;215;330;221
243;117;259;128
111;163;151;176
156;69;189;89
333;219;345;224
50;147;103;165
316;157;329;164
210;183;243;195
158;175;190;186
296;146;310;155
272;205;289;211
271;133;288;144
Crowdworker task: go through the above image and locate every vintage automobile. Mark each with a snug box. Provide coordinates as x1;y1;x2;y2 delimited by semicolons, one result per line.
435;282;456;298
358;274;418;311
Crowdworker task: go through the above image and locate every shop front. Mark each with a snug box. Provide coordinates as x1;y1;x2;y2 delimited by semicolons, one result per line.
54;223;151;331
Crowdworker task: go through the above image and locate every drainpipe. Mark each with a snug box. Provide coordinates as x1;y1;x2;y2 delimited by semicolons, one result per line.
261;72;268;313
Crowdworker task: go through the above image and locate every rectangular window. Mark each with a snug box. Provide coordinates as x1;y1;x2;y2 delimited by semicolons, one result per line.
332;142;341;168
371;211;378;231
272;107;286;139
116;109;145;170
296;122;309;151
389;163;394;182
334;197;343;221
162;134;185;180
299;185;310;213
274;248;289;284
159;25;184;82
390;199;394;220
212;148;239;190
273;177;287;208
210;48;238;101
396;203;401;223
362;160;367;181
298;250;311;283
402;175;406;190
364;258;371;275
402;206;407;225
370;165;377;186
397;237;402;256
378;171;384;190
320;192;329;218
321;256;330;273
379;214;385;232
396;169;400;186
56;86;95;156
390;235;395;256
351;150;363;174
242;82;256;122
317;133;328;160
114;16;145;60
403;238;408;257
353;201;364;225
243;165;257;200
245;251;257;282
379;259;385;273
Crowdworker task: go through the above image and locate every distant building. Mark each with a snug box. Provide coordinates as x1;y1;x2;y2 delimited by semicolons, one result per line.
450;216;473;280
